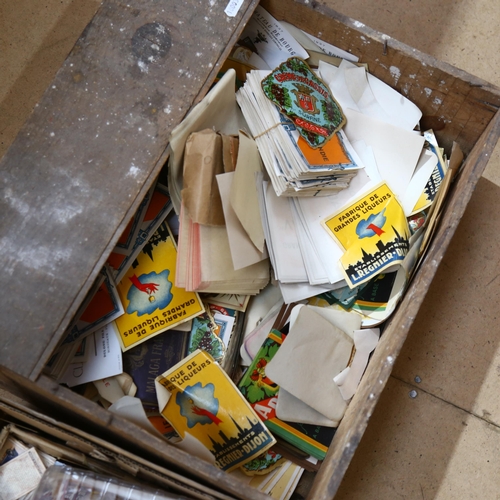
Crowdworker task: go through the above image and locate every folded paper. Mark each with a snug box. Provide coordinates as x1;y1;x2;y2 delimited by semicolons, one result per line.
333;328;380;400
265;305;354;422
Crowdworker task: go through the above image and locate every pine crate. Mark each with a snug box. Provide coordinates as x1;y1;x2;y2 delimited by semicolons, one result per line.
0;0;499;498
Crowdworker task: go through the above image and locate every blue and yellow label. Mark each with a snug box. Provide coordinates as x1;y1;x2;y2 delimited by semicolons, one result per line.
323;183;411;288
156;350;276;471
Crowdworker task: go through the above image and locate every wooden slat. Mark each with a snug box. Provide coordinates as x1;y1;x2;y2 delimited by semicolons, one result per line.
0;367;269;500
0;0;259;380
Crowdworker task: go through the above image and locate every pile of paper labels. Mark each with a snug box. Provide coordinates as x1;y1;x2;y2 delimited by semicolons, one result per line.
168;5;452;315
49;6;461;498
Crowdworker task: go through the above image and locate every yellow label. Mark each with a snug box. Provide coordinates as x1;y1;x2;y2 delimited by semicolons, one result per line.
156;350;276;471
115;222;204;351
323;183;410;288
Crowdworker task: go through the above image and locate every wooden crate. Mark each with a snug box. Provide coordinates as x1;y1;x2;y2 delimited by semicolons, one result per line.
1;0;499;498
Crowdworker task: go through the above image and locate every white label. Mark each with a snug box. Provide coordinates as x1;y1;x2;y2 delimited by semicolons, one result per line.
225;0;244;17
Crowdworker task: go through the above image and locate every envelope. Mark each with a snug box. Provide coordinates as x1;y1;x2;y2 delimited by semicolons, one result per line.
343;108;425;201
230;131;266;252
265;305;354;422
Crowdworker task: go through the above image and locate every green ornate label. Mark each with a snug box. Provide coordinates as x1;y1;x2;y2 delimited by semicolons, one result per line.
261;57;345;148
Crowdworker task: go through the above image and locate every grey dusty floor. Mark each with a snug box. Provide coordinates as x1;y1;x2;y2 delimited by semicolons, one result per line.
1;1;500;498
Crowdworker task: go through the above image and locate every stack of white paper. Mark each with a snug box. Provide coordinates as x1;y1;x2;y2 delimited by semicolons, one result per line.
236;70;364;197
253;57;441;302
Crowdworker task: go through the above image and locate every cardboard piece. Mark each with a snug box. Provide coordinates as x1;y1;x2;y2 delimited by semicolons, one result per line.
265;305;354;422
114;221;204;351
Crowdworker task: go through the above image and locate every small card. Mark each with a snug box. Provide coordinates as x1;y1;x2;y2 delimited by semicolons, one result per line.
59;323;123;387
0;448;46;500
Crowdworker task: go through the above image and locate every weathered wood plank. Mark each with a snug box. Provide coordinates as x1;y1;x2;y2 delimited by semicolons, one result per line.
0;0;259;380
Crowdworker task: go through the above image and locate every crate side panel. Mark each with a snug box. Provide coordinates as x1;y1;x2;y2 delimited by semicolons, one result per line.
0;0;259;380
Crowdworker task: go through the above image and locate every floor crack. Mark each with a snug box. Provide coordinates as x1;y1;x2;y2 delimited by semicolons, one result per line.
390;374;500;429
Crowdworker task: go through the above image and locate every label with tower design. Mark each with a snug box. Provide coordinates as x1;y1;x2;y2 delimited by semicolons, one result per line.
322;182;411;289
155;350;276;471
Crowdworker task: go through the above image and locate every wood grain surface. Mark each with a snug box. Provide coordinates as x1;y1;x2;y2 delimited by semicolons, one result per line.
0;0;259;380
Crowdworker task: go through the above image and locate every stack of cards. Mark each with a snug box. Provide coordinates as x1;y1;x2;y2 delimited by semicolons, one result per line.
236;69;363;197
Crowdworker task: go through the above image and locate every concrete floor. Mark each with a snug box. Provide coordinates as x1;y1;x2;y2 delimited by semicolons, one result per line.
1;1;499;498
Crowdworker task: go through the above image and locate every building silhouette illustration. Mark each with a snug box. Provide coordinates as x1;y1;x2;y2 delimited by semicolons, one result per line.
423;167;441;200
345;226;410;283
208;415;269;458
